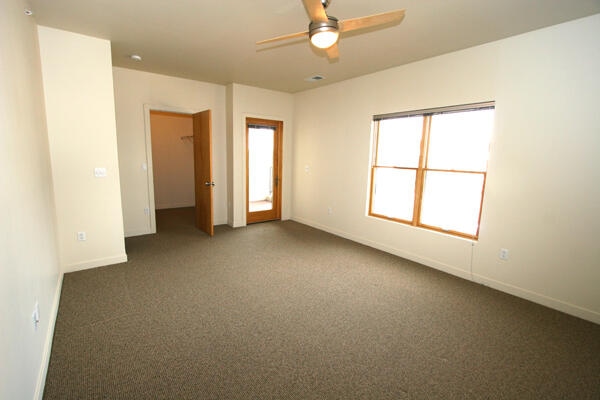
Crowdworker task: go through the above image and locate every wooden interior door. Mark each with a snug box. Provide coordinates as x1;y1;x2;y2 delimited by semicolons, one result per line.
246;118;283;224
193;110;214;236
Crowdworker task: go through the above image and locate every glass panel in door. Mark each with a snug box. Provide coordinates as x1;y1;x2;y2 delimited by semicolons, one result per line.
248;126;274;213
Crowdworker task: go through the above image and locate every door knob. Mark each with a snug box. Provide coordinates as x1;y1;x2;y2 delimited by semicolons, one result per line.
204;181;215;187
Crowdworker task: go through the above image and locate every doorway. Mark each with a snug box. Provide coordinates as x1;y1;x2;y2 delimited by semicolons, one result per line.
246;118;283;224
148;109;214;236
149;111;194;213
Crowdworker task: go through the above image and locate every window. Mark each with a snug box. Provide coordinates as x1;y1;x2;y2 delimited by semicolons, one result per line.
369;102;495;239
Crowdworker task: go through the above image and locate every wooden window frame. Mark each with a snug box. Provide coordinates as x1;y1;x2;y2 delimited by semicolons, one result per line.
369;102;494;240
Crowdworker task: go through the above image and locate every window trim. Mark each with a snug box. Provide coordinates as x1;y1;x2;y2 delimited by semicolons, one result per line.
369;102;494;240
373;101;495;121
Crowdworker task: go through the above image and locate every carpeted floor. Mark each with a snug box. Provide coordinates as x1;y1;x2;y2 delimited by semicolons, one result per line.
43;208;600;399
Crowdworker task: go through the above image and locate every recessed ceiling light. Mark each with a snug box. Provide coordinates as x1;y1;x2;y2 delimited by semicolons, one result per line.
130;54;142;62
305;75;325;82
24;8;33;16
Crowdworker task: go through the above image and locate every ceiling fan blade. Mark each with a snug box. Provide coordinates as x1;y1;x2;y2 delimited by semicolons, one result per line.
256;30;309;45
339;9;406;33
302;0;328;22
325;43;339;59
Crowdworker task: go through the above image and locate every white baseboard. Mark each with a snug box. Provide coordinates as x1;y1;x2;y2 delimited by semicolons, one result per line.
34;273;63;400
63;254;128;273
473;274;600;324
292;217;600;325
293;216;473;281
125;228;153;238
155;202;194;209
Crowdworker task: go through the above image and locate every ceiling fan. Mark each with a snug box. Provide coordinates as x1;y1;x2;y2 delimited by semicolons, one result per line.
256;0;406;59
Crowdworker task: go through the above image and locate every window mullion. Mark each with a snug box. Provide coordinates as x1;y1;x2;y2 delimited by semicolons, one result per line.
412;115;430;225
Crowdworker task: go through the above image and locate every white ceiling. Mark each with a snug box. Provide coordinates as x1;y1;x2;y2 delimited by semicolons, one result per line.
29;0;600;93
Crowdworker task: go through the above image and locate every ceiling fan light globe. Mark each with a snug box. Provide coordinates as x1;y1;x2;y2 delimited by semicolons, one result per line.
309;17;340;49
310;30;339;49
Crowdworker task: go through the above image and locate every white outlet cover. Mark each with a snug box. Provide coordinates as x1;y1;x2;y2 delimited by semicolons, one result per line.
94;167;107;177
32;301;40;330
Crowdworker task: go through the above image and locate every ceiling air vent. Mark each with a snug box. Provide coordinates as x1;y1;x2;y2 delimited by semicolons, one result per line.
305;75;325;82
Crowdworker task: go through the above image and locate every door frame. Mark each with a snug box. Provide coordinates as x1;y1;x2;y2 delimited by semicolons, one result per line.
245;117;283;224
143;104;205;234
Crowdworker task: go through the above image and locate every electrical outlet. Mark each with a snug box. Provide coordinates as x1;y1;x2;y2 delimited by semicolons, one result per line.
499;248;509;260
77;231;86;241
327;206;333;215
144;207;150;215
94;167;107;178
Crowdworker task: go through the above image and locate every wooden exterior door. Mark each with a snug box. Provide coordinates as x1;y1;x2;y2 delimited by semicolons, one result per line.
246;118;283;224
193;110;214;236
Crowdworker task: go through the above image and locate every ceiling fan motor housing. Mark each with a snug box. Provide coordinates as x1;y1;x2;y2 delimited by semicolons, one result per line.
308;16;339;37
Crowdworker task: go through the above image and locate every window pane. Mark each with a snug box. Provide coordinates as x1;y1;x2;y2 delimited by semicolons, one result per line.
371;167;415;221
428;109;494;171
377;116;423;167
420;171;484;236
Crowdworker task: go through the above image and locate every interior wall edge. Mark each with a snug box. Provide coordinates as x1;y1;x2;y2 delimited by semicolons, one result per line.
34;273;63;400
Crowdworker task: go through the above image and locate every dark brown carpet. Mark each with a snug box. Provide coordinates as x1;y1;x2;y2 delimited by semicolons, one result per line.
43;208;600;399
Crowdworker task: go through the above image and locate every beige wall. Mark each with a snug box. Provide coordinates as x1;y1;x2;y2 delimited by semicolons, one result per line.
0;9;597;400
292;15;600;323
38;26;127;272
0;1;61;399
112;68;227;236
112;73;293;233
227;83;294;227
150;113;195;209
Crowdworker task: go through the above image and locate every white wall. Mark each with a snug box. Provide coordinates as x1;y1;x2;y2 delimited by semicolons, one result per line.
149;112;195;209
38;26;127;273
0;1;62;399
292;15;600;323
228;83;294;227
112;68;227;236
